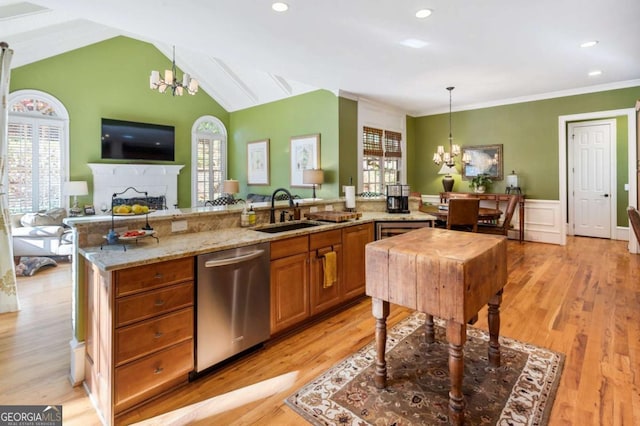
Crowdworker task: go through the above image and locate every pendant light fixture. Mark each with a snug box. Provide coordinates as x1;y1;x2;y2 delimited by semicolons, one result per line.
149;46;199;96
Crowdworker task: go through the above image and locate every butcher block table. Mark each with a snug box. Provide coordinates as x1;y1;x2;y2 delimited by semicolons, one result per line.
366;227;507;425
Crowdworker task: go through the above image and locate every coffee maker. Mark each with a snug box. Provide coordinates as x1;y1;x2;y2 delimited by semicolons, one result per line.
386;184;410;213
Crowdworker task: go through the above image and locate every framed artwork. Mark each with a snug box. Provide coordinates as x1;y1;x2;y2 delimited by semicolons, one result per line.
83;204;95;215
290;134;320;187
461;144;503;180
247;139;270;185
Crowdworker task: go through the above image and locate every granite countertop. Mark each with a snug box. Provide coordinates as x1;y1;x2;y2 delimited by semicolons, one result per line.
80;210;436;271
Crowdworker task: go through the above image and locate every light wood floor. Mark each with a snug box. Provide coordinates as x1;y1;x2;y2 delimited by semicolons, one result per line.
1;236;638;425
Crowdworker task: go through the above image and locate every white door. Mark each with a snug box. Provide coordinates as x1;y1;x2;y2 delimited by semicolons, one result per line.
570;121;613;238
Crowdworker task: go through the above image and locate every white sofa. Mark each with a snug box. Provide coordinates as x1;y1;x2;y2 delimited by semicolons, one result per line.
10;208;74;258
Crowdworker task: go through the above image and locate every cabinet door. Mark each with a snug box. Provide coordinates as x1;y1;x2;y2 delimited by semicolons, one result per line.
342;223;374;300
270;252;309;334
309;243;343;316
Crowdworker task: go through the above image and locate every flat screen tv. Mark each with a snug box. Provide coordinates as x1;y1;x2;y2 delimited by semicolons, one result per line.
101;118;175;162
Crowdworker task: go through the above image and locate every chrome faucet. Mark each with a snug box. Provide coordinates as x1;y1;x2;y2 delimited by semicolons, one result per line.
270;188;295;223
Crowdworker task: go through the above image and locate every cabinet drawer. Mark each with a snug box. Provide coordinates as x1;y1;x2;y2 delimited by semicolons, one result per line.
115;257;194;297
115;282;194;327
114;340;193;411
115;307;194;366
270;235;308;260
309;229;341;251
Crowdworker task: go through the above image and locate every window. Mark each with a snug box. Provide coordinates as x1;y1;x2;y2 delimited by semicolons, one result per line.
361;126;403;194
191;116;227;207
7;91;69;214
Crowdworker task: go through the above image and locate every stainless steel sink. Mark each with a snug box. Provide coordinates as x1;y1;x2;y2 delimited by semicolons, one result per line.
254;221;320;233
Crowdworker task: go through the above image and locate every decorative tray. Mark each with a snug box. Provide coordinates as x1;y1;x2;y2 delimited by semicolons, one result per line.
305;211;362;223
103;229;156;241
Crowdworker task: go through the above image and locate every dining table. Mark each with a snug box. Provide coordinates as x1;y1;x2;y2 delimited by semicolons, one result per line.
419;203;503;223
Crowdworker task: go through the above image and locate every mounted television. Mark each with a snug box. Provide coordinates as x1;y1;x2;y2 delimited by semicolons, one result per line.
101;118;175;162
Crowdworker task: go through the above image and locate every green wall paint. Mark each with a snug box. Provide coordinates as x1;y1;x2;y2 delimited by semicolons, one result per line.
229;90;340;199
9;36;229;208
338;97;358;188
410;86;640;226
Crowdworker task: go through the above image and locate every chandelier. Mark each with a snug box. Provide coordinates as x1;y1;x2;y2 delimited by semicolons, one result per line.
149;46;199;96
432;86;470;167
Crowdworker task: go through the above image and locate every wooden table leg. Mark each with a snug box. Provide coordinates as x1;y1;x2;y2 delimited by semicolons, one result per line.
372;298;390;389
488;289;503;367
424;314;435;343
446;320;466;426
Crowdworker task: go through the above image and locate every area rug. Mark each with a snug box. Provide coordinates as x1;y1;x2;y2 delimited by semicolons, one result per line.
285;312;564;425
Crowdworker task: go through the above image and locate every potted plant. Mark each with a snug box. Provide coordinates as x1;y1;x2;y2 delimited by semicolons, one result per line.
470;174;492;193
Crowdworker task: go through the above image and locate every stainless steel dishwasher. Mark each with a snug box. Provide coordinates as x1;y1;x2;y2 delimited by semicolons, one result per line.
195;242;270;374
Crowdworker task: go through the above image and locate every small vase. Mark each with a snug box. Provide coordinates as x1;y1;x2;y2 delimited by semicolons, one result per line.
474;186;486;194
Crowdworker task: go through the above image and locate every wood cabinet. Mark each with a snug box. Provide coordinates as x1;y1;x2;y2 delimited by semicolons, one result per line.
84;256;195;425
309;229;343;316
342;222;374;300
270;235;309;334
269;223;372;335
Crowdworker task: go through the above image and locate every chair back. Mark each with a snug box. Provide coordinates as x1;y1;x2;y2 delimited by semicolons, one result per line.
447;198;480;232
501;195;519;229
628;206;640;244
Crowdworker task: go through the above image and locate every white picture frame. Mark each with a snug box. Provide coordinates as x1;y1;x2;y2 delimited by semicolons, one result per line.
247;139;270;185
290;134;320;187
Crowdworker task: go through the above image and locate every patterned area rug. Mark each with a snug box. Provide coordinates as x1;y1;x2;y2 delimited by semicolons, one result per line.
286;312;564;425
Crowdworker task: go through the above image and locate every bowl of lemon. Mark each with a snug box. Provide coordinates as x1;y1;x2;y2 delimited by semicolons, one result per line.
113;204;152;215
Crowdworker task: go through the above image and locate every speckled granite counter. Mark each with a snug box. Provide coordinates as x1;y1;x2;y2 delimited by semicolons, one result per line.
79;210;436;271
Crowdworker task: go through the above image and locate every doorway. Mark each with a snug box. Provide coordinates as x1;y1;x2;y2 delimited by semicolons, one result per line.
568;120;615;238
558;108;637;253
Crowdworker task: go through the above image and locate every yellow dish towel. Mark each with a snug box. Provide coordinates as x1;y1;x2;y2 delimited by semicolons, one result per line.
322;251;337;288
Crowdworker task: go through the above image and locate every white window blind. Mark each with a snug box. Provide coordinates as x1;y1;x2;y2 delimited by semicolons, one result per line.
192;116;227;207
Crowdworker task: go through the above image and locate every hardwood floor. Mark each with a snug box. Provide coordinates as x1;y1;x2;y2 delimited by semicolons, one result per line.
1;236;638;425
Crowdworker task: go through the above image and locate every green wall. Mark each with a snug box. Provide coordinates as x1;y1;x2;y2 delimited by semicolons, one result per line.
9;36;229;208
229;90;340;199
410;86;640;225
338;97;358;189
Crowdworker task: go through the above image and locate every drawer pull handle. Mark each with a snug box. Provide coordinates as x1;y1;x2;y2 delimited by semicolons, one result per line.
154;367;164;374
154;273;163;279
154;300;165;306
154;331;163;339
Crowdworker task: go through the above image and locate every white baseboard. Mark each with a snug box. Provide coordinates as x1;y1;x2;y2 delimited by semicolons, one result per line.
69;337;85;386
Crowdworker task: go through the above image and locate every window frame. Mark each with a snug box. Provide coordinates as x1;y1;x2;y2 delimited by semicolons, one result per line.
6;90;70;214
191;115;228;207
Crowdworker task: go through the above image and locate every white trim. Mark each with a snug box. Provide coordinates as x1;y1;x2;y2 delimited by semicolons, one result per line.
558;108;637;252
418;79;640;116
357;100;407;193
567;119;617;239
190;116;227;207
68;337;85;386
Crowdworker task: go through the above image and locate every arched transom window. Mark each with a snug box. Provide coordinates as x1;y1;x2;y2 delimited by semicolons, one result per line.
191;116;227;207
7;90;69;214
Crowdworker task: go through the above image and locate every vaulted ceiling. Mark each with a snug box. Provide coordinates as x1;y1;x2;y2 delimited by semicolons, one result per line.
1;0;639;115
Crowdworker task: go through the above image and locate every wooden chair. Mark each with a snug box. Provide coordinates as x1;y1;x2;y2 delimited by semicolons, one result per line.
478;194;519;236
446;198;480;232
628;206;640;244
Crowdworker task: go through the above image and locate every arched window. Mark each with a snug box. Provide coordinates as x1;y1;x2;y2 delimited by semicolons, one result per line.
191;116;227;207
7;90;69;214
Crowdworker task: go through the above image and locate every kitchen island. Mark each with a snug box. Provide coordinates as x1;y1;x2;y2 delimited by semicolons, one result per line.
69;197;437;424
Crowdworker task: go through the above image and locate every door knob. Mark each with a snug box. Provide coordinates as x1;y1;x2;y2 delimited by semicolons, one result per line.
603;194;609;197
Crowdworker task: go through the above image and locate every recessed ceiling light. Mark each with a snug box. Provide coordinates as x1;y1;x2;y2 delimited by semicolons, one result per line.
272;2;288;12
588;70;602;77
580;40;599;48
400;38;428;49
415;9;433;19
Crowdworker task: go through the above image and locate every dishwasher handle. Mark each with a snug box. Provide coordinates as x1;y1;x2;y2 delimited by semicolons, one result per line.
203;249;265;268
